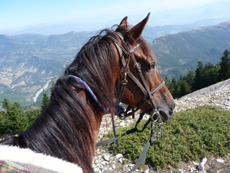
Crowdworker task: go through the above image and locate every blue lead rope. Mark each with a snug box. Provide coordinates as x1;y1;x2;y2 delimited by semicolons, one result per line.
69;75;108;112
68;75;119;146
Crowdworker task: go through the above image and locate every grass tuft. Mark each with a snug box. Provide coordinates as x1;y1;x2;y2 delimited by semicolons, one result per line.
102;106;230;170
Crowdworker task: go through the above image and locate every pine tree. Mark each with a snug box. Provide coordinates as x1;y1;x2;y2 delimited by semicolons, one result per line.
180;81;191;96
50;78;55;93
1;99;28;134
170;78;177;97
26;109;41;125
41;90;50;110
204;62;217;86
219;49;230;80
164;77;171;90
193;61;204;91
0;110;7;135
185;69;195;86
2;98;11;111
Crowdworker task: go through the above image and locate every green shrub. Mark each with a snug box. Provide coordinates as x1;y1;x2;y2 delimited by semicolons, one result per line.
0;99;41;136
102;106;230;170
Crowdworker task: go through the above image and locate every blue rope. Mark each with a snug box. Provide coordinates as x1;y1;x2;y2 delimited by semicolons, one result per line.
68;75;119;146
69;75;108;112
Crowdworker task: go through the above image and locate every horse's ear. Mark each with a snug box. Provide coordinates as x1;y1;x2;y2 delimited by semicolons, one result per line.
118;16;128;29
129;13;150;40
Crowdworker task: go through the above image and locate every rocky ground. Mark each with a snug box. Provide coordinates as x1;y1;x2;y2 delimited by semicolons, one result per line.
93;79;230;173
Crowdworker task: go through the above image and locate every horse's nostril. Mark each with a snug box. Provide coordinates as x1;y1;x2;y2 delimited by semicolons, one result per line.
169;102;175;116
172;102;176;110
159;110;169;121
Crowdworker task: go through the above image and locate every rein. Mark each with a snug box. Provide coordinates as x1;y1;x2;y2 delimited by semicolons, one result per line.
96;32;165;173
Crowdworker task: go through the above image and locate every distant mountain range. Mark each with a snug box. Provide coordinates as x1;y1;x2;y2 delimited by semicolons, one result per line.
0;20;230;106
142;18;230;42
151;20;230;79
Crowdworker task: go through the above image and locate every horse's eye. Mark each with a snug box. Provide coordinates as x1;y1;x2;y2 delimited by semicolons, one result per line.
150;61;155;69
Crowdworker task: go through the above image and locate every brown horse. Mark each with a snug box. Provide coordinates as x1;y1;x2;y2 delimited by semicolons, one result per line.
0;13;175;173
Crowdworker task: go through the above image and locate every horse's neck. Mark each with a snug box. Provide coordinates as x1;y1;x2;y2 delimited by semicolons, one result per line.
76;90;103;148
23;90;103;167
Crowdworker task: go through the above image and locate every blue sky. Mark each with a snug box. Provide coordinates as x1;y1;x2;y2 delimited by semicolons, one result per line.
1;0;229;33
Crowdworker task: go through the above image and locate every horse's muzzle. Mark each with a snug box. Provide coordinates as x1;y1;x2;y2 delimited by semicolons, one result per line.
158;101;175;122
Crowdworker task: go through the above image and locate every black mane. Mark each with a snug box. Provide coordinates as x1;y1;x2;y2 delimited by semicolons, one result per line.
0;26;135;173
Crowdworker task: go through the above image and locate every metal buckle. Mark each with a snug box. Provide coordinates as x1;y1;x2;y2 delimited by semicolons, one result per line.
143;95;148;101
121;72;128;84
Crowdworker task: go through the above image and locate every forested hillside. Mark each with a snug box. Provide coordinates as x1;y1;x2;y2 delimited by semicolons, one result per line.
165;49;230;98
0;82;54;135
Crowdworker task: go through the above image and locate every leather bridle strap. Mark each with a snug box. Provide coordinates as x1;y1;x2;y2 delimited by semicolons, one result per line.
113;32;165;173
97;32;165;173
114;32;164;121
96;112;150;147
129;45;158;110
118;80;165;120
114;42;147;105
96;111;163;173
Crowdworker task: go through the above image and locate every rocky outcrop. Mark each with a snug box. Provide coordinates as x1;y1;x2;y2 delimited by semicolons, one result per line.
175;79;230;112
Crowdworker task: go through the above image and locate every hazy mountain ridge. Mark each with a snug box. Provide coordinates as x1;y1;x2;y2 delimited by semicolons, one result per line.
151;20;230;78
142;17;229;42
0;20;230;106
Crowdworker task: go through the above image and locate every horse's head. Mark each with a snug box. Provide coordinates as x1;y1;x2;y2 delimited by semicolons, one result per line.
114;13;175;121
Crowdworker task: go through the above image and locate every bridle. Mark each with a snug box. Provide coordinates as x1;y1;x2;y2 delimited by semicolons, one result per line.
114;32;165;121
96;32;166;173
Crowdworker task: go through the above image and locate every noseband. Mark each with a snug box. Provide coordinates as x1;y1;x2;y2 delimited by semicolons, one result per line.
97;32;165;173
114;32;165;121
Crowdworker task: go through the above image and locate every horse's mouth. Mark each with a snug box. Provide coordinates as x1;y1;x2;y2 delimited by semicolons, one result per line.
146;110;169;123
158;102;175;122
144;104;174;122
159;110;173;122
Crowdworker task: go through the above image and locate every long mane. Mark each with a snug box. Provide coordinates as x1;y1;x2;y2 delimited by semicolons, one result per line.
0;28;128;173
